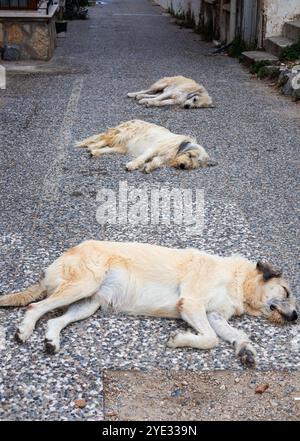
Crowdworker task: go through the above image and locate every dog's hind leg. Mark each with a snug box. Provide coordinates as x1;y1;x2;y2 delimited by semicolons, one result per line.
208;312;256;368
138;91;172;105
135;93;159;100
44;294;101;354
86;140;108;151
76;134;106;148
167;297;218;350
90;146;126;158
127;89;154;99
15;277;100;343
0;283;47;307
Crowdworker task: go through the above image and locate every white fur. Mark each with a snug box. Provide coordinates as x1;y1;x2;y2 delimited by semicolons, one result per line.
127;76;213;109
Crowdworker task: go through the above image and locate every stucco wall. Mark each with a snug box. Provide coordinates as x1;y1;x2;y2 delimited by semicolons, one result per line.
156;0;202;25
156;0;300;42
264;0;300;37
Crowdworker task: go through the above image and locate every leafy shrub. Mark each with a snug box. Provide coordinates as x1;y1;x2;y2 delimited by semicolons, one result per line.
249;60;272;74
257;66;280;79
280;40;300;61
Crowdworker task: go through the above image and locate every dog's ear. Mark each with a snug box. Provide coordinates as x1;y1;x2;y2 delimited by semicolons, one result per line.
256;261;282;281
177;141;192;156
186;91;201;100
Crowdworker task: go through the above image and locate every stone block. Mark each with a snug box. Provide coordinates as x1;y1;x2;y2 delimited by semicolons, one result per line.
241;51;278;66
30;25;49;60
7;24;24;44
3;44;21;61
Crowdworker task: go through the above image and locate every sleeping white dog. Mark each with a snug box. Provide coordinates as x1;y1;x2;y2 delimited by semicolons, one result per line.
76;119;211;173
127;76;213;108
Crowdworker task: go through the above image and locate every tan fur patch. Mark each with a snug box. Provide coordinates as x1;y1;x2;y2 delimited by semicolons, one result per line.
176;298;184;312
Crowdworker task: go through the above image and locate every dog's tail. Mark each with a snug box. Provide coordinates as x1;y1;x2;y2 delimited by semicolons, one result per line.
0;283;47;307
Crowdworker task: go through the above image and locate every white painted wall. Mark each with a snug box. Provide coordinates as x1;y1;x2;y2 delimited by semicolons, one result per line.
155;0;202;25
264;0;300;37
155;0;300;41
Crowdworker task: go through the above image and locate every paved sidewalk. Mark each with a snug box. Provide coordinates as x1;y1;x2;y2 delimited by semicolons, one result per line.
0;0;299;420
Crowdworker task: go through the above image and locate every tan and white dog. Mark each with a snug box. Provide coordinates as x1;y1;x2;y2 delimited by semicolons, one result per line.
76;119;211;173
0;241;297;367
127;76;213;108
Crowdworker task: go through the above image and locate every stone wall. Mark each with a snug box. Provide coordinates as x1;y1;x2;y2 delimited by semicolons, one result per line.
0;19;56;61
263;0;300;38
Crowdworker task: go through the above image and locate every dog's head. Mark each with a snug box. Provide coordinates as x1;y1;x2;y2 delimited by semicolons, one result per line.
183;91;214;109
172;141;209;170
244;261;298;325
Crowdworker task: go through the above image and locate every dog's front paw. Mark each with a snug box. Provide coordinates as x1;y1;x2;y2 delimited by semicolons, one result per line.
138;99;151;106
14;329;25;344
144;101;156;108
45;338;59;355
167;331;192;348
167;335;177;348
237;344;256;368
14;325;33;343
89;150;100;158
125;161;138;172
142;164;152;174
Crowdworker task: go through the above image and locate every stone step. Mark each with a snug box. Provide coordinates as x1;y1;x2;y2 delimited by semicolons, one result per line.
264;36;294;57
241;51;278;66
283;20;300;42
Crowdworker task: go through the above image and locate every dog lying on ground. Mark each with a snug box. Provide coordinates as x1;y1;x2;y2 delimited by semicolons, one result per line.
76;119;211;173
0;241;297;367
127;76;213;108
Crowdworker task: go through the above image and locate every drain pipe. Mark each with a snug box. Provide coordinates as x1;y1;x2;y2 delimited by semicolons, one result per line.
229;0;237;42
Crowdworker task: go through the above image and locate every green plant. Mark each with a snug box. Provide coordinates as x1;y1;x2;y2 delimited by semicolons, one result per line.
280;39;300;61
249;60;272;75
257;66;280;79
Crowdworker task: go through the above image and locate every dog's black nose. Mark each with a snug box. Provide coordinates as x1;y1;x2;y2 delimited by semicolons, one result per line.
289;310;298;321
184;104;190;109
179;163;186;169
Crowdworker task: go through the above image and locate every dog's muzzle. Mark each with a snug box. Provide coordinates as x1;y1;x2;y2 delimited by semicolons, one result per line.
287;310;298;322
270;304;298;322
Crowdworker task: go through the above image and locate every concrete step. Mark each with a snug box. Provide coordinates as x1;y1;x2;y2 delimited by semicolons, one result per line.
264;36;294;57
241;51;278;66
283;20;300;42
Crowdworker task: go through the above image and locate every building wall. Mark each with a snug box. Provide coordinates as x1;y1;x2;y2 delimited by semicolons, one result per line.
156;0;202;25
155;0;300;43
263;0;300;37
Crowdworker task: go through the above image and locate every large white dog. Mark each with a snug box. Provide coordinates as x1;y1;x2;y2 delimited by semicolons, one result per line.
127;76;213;108
0;241;297;367
76;119;210;173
